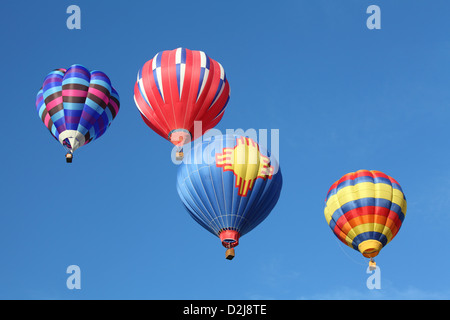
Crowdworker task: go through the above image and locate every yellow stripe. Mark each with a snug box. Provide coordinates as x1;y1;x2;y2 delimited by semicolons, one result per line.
348;222;394;242
341;235;354;248
324;203;334;225
324;182;406;225
336;222;394;249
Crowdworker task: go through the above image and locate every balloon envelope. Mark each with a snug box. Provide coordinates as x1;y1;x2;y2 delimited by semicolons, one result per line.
134;48;230;148
324;170;407;258
36;65;120;156
176;134;282;255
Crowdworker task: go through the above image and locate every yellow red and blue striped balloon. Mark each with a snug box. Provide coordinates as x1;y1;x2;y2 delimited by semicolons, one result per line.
324;170;407;258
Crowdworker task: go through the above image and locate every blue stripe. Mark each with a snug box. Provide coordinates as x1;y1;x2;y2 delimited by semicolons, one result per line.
329;197;405;230
209;79;224;109
197;68;205;99
64;71;90;83
43;85;61;98
152;69;163;98
77;123;89;136
176;64;181;98
51;109;65;122
103;106;113;125
155;52;162;68
38;105;45;118
51;126;58;138
352;232;388;250
63;102;84;111
43;81;62;91
181;48;186;64
64;109;82;118
53;117;65;129
84;98;103;115
90;74;111;92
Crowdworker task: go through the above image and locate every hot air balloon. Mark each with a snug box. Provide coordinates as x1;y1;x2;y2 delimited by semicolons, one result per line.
324;170;407;269
36;65;120;162
176;134;282;260
134;48;230;160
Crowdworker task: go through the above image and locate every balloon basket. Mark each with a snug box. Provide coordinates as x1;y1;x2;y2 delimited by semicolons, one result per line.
369;259;376;271
225;248;235;260
176;151;184;161
66;153;73;163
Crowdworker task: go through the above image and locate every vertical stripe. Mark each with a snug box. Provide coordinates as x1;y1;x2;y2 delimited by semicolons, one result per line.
134;48;230;146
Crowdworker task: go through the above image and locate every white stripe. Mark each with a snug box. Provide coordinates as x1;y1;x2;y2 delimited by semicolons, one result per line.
156;67;164;102
200;51;207;68
152;53;158;70
179;63;185;99
137;72;151;107
197;69;209;102
175;47;182;64
218;63;225;80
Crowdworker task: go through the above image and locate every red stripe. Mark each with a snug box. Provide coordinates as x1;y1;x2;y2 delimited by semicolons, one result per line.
168;49;181;127
326;170;401;201
197;60;224;126
44;113;51;127
180;48;193;118
159;50;175;128
333;206;402;238
185;50;202;132
371;170;401;185
201;77;230;132
192;56;217;125
179;49;193;130
134;81;153;123
141;58;170;134
45;96;64;111
133;84;166;138
339;170;373;183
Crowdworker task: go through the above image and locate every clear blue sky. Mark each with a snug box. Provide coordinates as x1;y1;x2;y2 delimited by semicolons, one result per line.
1;0;449;300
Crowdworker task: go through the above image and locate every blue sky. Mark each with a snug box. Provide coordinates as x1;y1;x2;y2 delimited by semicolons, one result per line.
1;0;450;299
